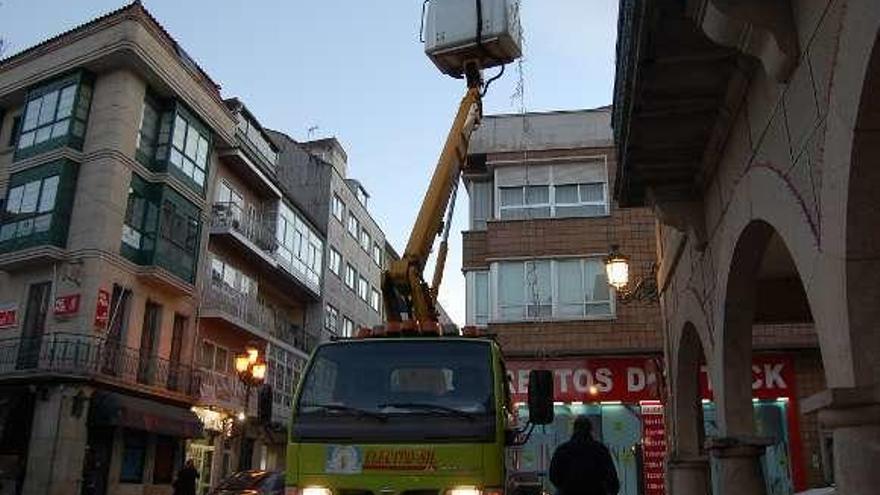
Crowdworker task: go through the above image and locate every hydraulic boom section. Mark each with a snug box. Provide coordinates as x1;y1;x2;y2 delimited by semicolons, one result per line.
382;76;483;332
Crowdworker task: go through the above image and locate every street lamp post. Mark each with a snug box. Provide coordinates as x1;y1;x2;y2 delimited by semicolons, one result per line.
604;244;659;303
234;345;266;470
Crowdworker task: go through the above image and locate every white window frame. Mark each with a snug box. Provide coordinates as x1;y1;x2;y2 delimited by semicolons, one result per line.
489;257;615;323
344;263;357;291
332;194;344;222
372;242;383;266
465;270;490;326
325;304;339;334
370;287;381;312
360;228;371;252
342;317;355;338
328;246;342;276
347;213;359;239
493;160;610;221
358;276;369;302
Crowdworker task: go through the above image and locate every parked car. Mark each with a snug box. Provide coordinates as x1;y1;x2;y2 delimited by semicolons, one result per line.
209;470;284;495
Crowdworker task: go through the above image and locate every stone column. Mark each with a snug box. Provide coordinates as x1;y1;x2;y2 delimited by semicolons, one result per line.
705;436;771;495
667;454;711;495
22;384;92;495
819;403;880;495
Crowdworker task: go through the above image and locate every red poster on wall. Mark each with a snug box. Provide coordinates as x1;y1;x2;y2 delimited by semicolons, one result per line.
54;294;81;317
94;289;110;329
641;403;666;495
0;305;16;329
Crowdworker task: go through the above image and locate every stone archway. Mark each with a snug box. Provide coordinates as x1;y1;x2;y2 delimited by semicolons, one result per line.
712;217;819;495
668;322;712;495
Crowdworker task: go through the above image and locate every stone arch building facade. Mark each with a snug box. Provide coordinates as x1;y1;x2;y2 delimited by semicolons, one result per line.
613;0;879;493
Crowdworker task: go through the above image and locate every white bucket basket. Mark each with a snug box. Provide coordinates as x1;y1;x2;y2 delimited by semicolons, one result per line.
424;0;522;78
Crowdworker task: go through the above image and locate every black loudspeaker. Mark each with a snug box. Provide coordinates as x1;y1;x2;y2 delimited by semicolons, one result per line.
527;369;554;425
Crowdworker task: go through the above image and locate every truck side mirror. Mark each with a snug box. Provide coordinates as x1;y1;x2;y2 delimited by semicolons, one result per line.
527;370;554;425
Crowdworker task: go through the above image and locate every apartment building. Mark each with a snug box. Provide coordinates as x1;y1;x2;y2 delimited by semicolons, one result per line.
462;108;663;494
269;133;386;339
0;4;323;495
188;97;323;491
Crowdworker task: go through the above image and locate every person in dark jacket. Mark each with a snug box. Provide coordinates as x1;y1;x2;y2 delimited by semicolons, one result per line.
172;459;199;495
549;416;620;495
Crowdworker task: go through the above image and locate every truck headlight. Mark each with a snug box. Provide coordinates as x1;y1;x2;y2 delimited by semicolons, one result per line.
448;487;481;495
303;487;332;495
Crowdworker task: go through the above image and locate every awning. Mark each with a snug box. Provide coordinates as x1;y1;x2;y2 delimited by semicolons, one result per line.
90;391;203;438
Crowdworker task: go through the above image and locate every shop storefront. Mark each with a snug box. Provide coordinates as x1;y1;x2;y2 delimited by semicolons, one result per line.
506;354;804;495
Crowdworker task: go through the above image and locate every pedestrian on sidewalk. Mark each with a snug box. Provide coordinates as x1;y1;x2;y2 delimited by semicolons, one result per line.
549;416;620;495
172;459;199;495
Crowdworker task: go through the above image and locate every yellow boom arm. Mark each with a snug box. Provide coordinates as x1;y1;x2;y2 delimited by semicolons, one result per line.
382;86;483;328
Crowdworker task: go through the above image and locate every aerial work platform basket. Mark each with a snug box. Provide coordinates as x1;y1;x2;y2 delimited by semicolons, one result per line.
423;0;522;77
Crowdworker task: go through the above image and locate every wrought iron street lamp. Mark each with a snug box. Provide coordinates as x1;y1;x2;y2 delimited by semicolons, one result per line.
604;244;659;303
235;345;266;469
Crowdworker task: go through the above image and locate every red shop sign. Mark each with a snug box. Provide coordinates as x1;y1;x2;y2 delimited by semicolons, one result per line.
54;294;81;317
94;289;110;329
700;354;796;400
0;305;16;329
505;356;664;403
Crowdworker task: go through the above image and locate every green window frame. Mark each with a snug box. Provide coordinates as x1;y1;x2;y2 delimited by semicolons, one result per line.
0;160;78;253
121;175;201;283
15;71;93;160
136;98;211;195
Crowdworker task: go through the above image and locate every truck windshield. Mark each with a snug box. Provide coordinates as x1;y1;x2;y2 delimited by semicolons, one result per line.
293;340;496;442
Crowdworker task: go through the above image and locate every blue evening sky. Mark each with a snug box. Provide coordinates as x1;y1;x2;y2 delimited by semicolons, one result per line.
0;0;618;324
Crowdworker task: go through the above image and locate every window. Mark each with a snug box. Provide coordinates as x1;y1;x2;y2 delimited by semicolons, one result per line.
370;288;381;312
494;163;609;220
7;115;21;148
347;213;359;239
0;160;76;253
211;257;256;295
372;243;383;266
275;202;324;290
120;430;147;483
136;98;160;165
469;181;492;230
16;72;92;159
494;258;612;321
554;183;608;217
342;317;355;338
121;176;201;283
355;186;368;207
344;263;357;291
498;260;552;318
1;175;59;242
358;276;369;302
199;340;230;373
467;271;490;326
360;229;371;252
236;113;278;166
499;185;551;220
332;194;344;222
325;304;339;334
167;110;210;188
266;344;304;410
328;247;342;276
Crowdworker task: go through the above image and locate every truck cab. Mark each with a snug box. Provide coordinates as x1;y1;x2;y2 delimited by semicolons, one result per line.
286;337;520;495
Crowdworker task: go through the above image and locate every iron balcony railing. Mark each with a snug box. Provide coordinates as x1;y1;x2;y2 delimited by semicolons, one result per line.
210;202;277;252
202;281;319;354
0;332;201;398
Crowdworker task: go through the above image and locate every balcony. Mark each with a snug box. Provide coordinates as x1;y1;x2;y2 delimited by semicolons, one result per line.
0;332;200;402
197;370;255;415
201;282;319;355
210;202;278;263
